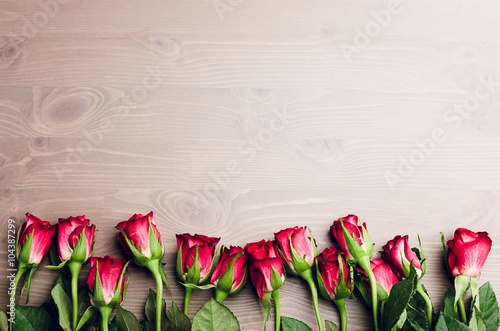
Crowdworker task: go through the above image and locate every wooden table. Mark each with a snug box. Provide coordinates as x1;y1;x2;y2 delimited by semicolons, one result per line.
1;1;499;330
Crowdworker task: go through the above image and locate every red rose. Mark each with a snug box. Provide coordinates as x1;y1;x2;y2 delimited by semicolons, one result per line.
447;228;492;278
357;259;399;299
316;247;351;300
17;213;57;265
211;246;248;297
274;226;317;275
58;215;95;263
87;256;130;308
245;240;285;300
176;233;220;284
116;212;164;265
331;214;372;262
382;235;422;280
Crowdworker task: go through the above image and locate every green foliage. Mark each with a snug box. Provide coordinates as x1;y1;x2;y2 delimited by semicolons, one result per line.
191;298;239;331
281;316;313;331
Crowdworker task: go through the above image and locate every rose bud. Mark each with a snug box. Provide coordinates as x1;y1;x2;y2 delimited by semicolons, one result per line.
275;227;325;330
117;212;169;331
245;240;286;300
316;247;352;331
210;246;248;302
17;213;57;265
14;213;57;303
46;215;96;329
356;259;399;302
274;226;318;275
116;212;164;266
331;214;373;263
176;233;220;285
57;215;96;264
87;256;130;331
446;228;492;278
316;247;352;301
245;240;286;329
176;233;220;315
382;235;423;280
87;256;130;308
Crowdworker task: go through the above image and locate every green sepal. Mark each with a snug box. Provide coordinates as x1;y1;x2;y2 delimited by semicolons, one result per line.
470;277;480;311
454;275;471;309
316;254;352;301
401;250;411;278
92;260;131;308
340;220;372;263
216;251;246;295
17;228;34;264
440;233;451;274
271;265;285;290
260;291;273;327
15;218;24;259
147;217;164;260
288;234;313;274
417;234;426;275
20;264;37;304
185;245;201;285
176;244;185;281
116;226;149;266
70;227;88;263
45;260;68;270
178;282;216;290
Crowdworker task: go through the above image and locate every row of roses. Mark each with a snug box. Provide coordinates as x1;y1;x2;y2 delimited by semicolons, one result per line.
10;212;496;331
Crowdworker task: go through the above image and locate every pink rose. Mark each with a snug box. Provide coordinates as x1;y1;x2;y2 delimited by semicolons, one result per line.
58;215;95;263
17;213;57;265
383;235;422;280
274;226;317;275
211;246;248;296
176;233;220;284
245;240;285;300
447;228;492;278
87;256;130;308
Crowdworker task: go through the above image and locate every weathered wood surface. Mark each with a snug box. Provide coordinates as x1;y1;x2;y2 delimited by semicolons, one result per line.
1;0;499;330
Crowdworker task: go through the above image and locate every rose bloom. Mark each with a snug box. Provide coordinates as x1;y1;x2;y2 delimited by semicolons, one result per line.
176;233;220;284
211;246;248;295
316;247;351;300
17;213;57;265
274;226;317;274
117;212;164;263
331;214;371;261
245;240;285;300
383;235;422;280
58;215;95;263
357;259;399;298
447;228;492;278
87;256;129;308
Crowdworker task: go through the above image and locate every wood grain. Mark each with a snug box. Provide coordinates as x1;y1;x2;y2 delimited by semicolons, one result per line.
1;0;500;330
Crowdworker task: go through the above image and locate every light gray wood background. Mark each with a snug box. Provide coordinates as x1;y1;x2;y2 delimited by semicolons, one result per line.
1;0;499;330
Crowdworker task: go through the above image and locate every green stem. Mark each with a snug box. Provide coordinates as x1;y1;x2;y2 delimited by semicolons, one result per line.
416;282;433;330
458;296;467;324
470;277;479;310
272;290;281;331
146;260;164;331
334;298;347;331
98;306;112;331
9;262;29;331
358;257;379;331
69;261;82;330
300;268;324;331
183;287;194;316
215;289;228;303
